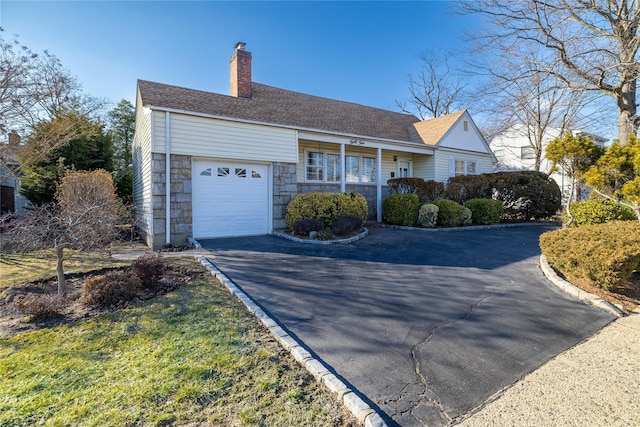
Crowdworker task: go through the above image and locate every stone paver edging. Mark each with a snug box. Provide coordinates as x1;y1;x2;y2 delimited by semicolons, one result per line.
539;254;624;318
272;227;369;245
193;254;387;427
381;221;558;232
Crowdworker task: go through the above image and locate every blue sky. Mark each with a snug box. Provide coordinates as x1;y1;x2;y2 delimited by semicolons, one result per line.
1;1;480;114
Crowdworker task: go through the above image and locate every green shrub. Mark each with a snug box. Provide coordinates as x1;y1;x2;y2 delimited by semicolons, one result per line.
539;221;640;291
568;198;636;226
465;198;503;225
461;206;472;226
285;192;367;229
417;203;439;228
446;171;561;220
382;193;420;226
432;199;463;227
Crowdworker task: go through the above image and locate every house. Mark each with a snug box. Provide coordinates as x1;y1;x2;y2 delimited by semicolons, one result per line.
490;124;607;198
0;132;29;215
133;43;494;249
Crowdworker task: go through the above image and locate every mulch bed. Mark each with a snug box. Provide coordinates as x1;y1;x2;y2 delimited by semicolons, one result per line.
0;264;203;338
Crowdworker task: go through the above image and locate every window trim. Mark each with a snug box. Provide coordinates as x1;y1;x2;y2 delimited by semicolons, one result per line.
449;157;480;177
521;146;535;160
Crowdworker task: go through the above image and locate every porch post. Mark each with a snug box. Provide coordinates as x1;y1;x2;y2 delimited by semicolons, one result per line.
340;143;346;193
377;147;382;222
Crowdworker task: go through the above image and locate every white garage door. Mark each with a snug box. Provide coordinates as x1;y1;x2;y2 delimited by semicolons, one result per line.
193;160;270;238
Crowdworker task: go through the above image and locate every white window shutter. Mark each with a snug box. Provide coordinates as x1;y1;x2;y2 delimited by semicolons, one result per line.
448;157;455;177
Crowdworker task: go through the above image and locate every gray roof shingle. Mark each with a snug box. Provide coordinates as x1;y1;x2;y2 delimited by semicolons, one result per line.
138;80;425;143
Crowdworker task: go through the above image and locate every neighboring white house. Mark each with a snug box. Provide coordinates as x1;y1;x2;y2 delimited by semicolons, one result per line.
490;124;607;198
133;43;495;249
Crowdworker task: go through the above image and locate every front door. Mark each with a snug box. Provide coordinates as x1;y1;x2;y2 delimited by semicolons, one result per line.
397;160;412;178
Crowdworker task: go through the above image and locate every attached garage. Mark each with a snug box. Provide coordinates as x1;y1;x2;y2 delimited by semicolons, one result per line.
192;159;271;238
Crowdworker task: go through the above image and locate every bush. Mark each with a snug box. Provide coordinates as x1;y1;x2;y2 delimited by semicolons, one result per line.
285;192;367;229
387;178;445;203
539;221;640;291
446;171;561;220
131;253;165;287
13;293;65;319
568;198;636;226
332;215;363;236
432;199;463;227
461;206;472;226
293;218;325;236
82;271;140;306
465;198;503;225
382;193;420;226
417;203;439;228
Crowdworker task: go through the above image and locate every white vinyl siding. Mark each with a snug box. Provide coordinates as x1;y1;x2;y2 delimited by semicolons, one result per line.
412;154;434;181
433;150;492;182
152;113;297;163
133;92;153;236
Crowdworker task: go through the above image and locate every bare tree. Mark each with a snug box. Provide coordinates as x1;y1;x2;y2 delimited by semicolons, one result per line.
0;29;107;158
7;169;128;294
461;0;640;144
396;50;467;119
476;44;605;171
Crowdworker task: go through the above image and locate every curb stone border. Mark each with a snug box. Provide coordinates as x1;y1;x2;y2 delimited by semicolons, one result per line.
192;253;388;427
380;221;559;232
272;227;369;245
539;254;624;318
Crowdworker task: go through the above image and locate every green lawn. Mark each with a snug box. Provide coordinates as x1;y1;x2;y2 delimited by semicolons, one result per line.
0;257;353;426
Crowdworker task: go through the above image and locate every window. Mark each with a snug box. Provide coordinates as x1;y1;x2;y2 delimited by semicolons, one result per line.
304;150;376;183
450;158;480;177
345;155;359;182
521;146;535;160
463;121;469;131
362;157;376;182
326;153;341;182
200;168;212;176
306;151;324;181
493;149;504;161
216;167;229;177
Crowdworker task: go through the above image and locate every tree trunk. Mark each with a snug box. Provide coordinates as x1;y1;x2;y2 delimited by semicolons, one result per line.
564;179;576;228
617;79;638;144
56;245;67;295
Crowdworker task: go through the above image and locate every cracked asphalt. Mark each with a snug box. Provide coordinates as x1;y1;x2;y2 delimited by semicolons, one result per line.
199;224;613;426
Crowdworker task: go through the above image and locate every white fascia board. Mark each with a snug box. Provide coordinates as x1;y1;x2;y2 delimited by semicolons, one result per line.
145;104;434;156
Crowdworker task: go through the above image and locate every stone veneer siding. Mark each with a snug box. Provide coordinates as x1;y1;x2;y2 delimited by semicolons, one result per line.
296;183;392;221
151;153;192;250
273;162;297;229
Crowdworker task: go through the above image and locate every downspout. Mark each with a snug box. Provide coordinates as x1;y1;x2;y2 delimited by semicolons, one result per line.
340;143;346;193
377;147;382;222
165;111;171;245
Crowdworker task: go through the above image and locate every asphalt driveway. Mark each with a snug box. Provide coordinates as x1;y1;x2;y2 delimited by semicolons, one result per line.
200;224;613;427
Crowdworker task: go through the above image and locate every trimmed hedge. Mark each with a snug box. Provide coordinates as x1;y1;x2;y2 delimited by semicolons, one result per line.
417;203;439;228
568;198;636;226
446;171;561;220
285;192;368;229
432;199;463;227
539;221;640;291
382;193;420;226
465;198;503;225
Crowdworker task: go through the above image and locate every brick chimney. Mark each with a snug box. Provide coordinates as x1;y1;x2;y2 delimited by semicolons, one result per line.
230;42;252;98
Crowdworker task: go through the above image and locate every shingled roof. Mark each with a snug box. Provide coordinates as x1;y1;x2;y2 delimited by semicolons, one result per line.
138;79;430;144
412;110;466;146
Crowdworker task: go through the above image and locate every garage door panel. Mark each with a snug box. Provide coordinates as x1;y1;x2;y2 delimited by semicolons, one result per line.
193;160;270;238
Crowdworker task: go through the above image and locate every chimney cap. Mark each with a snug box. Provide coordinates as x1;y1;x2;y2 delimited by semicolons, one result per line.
234;42;247;51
